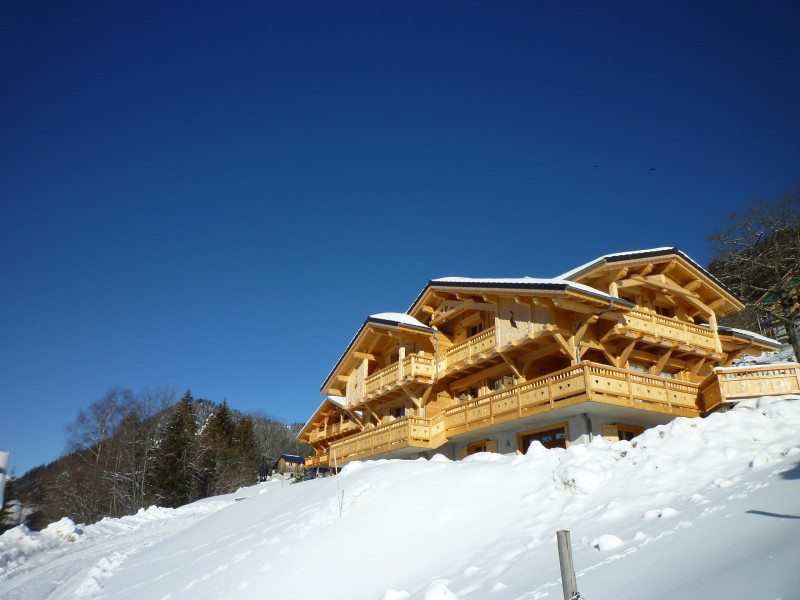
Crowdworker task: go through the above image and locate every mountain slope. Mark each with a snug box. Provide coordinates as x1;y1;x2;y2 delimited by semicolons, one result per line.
2;395;799;600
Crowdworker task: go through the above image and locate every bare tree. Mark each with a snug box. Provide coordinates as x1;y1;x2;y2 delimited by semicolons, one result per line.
708;187;800;360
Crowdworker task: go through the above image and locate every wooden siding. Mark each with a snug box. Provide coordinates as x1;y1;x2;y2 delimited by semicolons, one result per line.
497;299;531;347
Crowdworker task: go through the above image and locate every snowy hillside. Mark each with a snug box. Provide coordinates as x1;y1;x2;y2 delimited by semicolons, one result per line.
2;394;800;600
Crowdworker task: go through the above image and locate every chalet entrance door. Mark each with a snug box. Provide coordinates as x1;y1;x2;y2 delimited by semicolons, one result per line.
519;426;567;453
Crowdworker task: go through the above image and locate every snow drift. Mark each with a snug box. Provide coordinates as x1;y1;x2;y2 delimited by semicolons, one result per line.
2;394;800;600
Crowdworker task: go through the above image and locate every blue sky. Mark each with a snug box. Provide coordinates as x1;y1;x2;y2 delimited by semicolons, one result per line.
2;1;799;476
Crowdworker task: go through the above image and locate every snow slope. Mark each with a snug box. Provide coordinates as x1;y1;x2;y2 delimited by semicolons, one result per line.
2;394;800;600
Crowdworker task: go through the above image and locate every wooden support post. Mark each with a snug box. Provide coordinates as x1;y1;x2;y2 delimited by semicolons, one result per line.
557;530;578;600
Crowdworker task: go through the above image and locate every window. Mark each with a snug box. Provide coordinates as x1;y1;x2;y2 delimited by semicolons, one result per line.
492;375;514;391
468;323;483;337
518;424;568;452
616;424;644;441
655;305;674;317
462;439;498;457
392;406;405;418
458;386;481;403
466;441;487;455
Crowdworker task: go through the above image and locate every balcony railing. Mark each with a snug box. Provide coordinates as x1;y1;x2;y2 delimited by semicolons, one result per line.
443;362;702;435
443;327;497;366
327;415;444;464
621;311;716;351
306;420;360;444
364;353;437;396
323;362;704;464
701;363;800;412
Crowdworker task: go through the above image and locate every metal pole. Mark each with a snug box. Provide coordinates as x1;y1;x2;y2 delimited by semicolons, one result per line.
557;529;578;600
0;451;9;510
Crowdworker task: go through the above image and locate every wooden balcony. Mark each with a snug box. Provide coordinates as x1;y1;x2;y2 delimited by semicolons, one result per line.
618;310;717;352
304;453;328;468
319;362;705;464
443;362;702;436
328;415;447;464
305;420;361;444
700;364;800;412
442;327;497;368
364;353;437;396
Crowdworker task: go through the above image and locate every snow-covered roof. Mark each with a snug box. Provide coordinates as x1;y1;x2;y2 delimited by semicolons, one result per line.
413;276;633;309
368;312;432;330
557;247;736;300
717;326;782;348
297;395;349;441
557;247;677;280
277;454;304;463
320;314;437;393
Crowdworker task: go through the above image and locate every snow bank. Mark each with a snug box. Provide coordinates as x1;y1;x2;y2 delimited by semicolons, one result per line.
2;397;799;600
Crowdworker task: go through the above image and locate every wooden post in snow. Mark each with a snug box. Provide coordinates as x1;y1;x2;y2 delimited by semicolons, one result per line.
333;449;342;518
556;530;578;600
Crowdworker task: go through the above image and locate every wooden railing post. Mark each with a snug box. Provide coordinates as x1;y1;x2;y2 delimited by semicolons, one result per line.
556;530;578;600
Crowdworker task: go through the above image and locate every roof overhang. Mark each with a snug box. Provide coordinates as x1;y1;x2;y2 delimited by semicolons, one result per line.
558;247;744;316
320;313;438;397
408;277;634;320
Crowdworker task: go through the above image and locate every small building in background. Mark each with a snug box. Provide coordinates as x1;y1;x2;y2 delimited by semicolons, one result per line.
272;454;304;479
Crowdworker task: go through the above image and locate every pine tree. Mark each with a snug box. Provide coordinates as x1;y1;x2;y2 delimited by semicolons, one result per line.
197;401;238;497
1;473;19;533
150;390;198;507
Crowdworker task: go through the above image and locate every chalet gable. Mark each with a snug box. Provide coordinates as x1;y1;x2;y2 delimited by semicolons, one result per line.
320;313;438;398
559;248;744;319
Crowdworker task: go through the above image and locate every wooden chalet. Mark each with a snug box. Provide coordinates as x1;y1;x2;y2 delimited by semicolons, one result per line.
272;454;305;478
299;248;800;467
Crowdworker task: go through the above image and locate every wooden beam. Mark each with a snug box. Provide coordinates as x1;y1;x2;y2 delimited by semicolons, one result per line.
552;298;597;314
684;279;702;292
550;330;576;361
519;341;563;364
639;263;655;277
430;299;474;326
353;352;375;361
359;399;380;422
689;357;706;379
659;260;677;275
653;349;673;376
402;387;422;409
501;354;523;380
602;345;620;368
618;339;636;367
573;318;592;346
707;298;727;310
335;375;350;383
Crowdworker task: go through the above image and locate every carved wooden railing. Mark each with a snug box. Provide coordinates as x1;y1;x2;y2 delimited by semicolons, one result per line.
327;415;443;464
364;354;437;396
701;363;800;412
306;420;360;443
621;310;716;351
444;362;702;435
443;327;497;366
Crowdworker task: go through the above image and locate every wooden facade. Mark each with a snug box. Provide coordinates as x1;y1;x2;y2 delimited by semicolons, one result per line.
298;248;800;466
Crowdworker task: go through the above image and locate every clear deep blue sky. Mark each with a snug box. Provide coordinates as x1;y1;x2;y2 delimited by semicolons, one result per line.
2;1;799;476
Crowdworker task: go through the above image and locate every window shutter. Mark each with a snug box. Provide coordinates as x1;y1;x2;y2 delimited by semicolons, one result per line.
486;440;498;453
601;424;619;442
460;446;469;459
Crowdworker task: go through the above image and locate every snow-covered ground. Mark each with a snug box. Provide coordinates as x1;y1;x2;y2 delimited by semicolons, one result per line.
2;394;800;600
